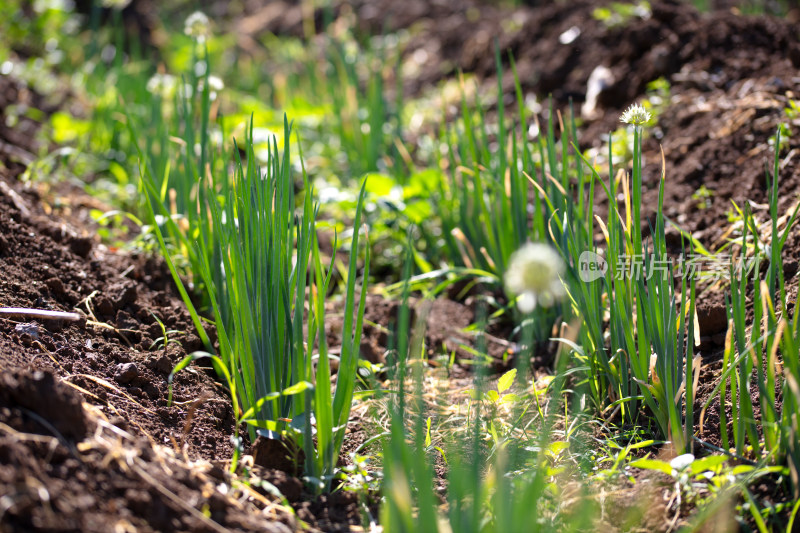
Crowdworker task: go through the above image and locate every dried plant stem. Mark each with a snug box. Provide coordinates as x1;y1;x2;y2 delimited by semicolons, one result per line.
0;307;82;321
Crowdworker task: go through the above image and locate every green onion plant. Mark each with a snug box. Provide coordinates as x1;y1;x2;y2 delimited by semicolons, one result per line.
380;241;591;533
132;49;370;492
434;52;580;351
706;127;800;496
565;107;698;453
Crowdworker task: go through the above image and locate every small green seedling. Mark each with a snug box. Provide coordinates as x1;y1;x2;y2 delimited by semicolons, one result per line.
467;368;520;406
148;312;184;355
592;1;651;29
691;185;714;210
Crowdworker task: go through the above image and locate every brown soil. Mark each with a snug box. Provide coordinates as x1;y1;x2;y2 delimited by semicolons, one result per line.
3;0;800;531
0;73;367;530
0;369;296;533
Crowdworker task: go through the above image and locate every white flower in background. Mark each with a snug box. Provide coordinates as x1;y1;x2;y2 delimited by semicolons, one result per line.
177;83;194;100
209;128;223;147
669;453;695;472
101;0;132;9
670;453;695;483
620;103;651;126
199;75;225;101
184;11;210;42
207;75;224;92
505;243;566;313
145;73;176;98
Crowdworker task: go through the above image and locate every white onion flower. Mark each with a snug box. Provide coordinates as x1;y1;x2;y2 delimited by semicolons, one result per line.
207;75;224;92
504;243;566;313
669;453;695;472
620;103;651;126
184;11;210;42
145;73;176;99
101;0;132;9
198;75;224;101
177;83;194;100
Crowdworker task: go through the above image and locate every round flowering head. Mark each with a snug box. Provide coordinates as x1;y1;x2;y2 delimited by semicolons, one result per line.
206;75;224;92
184;11;210;42
199;75;225;101
101;0;132;8
146;73;176;99
504;243;566;313
620;103;651;126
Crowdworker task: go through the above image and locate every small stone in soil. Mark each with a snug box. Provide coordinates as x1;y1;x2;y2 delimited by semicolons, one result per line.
260;469;303;502
68;235;93;257
251;434;304;476
114;362;139;384
115;310;138;330
147;355;173;375
45;277;65;297
108;281;137;310
14;322;39;340
143;384;161;400
95;296;114;317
